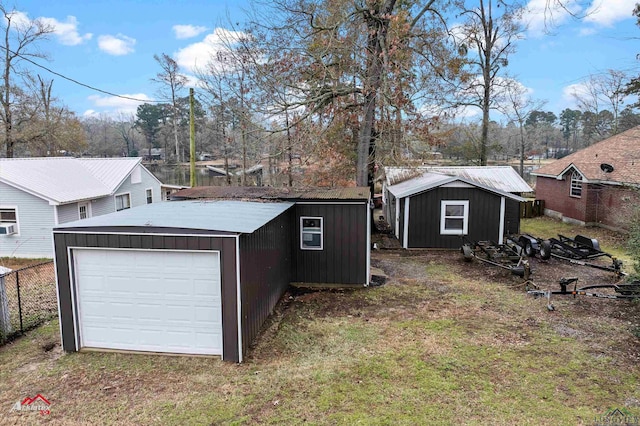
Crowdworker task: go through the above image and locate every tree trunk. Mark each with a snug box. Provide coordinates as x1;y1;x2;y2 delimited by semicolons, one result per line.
357;0;396;187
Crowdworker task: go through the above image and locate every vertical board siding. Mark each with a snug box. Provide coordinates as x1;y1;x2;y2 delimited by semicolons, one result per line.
407;188;502;248
239;209;292;353
53;232;241;362
292;203;367;284
0;181;55;258
504;199;521;235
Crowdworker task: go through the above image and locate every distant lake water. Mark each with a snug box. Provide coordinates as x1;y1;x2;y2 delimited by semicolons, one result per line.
146;163;224;187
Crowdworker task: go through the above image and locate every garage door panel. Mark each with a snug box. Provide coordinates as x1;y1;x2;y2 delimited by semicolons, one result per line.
75;249;222;355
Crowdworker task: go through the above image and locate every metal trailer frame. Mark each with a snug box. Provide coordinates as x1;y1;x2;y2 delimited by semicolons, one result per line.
528;277;640;310
461;237;531;279
507;233;625;277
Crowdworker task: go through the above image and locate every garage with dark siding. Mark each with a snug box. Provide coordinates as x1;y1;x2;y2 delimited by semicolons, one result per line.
54;200;294;363
54;189;370;362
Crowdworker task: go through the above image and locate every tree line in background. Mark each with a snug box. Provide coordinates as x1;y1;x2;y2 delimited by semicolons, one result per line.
2;0;640;187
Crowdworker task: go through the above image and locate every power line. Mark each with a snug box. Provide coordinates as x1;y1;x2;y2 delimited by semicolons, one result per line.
0;44;160;104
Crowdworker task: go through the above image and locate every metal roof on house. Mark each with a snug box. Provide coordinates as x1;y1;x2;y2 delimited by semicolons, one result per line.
172;186;370;201
0;157;145;205
384;166;533;193
55;200;294;234
531;125;640;185
387;172;526;202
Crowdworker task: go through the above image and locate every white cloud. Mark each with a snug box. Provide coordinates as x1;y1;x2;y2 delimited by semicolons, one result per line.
584;0;635;26
173;24;208;39
40;15;92;46
174;28;248;73
87;93;152;116
98;34;136;56
3;10;31;29
562;82;589;106
521;0;582;37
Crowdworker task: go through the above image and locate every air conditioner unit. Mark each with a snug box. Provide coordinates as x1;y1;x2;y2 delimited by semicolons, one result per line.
0;224;16;235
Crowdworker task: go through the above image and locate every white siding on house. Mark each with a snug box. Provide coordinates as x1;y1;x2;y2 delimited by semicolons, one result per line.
91;196;115;217
0;182;55;258
115;166;162;209
58;202;80;224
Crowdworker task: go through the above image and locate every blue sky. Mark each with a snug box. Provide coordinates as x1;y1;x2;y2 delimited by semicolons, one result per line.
13;0;640;121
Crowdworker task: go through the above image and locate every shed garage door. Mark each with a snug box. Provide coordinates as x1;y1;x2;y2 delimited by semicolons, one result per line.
74;249;222;355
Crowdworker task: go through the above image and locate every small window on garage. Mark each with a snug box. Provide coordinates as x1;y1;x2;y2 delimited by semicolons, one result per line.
301;217;323;250
115;193;131;211
570;171;582;198
440;200;469;235
146;188;153;204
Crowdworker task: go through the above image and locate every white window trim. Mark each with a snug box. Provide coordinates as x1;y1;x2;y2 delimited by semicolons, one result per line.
300;216;323;250
440;200;469;235
570;170;582;198
0;205;19;236
78;202;92;220
114;192;132;212
145;188;153;204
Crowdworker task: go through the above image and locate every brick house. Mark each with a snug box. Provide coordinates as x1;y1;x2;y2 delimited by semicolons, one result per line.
531;126;640;231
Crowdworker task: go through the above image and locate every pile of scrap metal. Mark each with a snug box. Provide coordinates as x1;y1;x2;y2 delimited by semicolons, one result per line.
528;277;640;310
507;233;625;277
461;237;532;280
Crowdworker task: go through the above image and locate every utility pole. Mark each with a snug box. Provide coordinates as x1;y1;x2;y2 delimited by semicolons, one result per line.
189;88;196;187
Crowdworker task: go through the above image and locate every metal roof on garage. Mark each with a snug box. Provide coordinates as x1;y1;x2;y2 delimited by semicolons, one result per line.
55;200;295;234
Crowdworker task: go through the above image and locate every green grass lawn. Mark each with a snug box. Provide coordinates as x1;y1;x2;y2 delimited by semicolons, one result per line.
0;218;638;424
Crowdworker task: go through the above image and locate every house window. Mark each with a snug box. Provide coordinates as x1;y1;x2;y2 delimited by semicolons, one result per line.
440;200;469;235
0;207;18;235
301;217;323;250
115;193;131;211
0;208;17;223
570;171;582;197
78;203;90;220
146;189;153;204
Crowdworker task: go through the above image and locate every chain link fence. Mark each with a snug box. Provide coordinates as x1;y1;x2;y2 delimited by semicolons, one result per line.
0;261;57;345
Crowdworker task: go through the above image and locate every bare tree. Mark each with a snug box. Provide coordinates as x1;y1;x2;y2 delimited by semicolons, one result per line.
498;78;546;176
572;69;628;137
152;53;188;163
456;0;525;166
0;4;53;157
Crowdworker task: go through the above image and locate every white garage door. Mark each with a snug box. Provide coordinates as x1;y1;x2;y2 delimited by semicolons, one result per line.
74;249;222;355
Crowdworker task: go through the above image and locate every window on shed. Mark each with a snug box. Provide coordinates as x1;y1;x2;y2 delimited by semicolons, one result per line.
0;208;17;223
301;217;323;250
570;171;582;197
440;200;469;235
116;193;131;211
146;189;153;204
